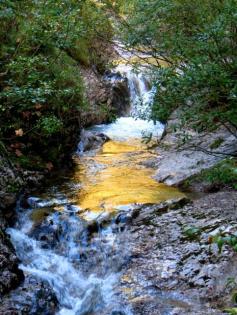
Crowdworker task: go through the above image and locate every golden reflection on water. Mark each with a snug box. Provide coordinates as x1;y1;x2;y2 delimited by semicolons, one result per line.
71;140;184;213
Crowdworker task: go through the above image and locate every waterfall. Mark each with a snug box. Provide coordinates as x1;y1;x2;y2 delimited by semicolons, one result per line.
91;64;163;143
115;64;156;120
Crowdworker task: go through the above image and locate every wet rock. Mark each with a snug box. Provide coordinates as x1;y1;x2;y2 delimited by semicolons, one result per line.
87;212;113;234
79;129;110;153
23;173;45;187
29;220;61;248
115;213;133;225
26;196;68;209
30;207;56;224
0;228;24;296
131;197;190;226
26;197;42;208
104;70;130;116
0;275;58;314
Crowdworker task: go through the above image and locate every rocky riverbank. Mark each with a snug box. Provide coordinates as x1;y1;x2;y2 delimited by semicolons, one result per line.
119;190;237;314
154;111;237;187
115;113;237;314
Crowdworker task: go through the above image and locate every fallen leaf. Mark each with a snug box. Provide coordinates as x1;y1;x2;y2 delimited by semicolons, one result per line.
15;128;24;137
15;149;23;157
35;104;43;110
22;111;31;119
46;162;54;171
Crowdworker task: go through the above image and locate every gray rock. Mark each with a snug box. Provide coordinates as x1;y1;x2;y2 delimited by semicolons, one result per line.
0;275;58;314
120;191;237;314
0;192;17;211
155;111;237;186
78;129;110;153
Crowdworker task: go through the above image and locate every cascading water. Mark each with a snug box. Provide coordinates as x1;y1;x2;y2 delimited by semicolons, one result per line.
116;64;156;120
8;198;131;315
91;64;162;142
7;59;183;314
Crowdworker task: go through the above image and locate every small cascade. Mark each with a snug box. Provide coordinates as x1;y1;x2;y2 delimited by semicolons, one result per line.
115;64;156;120
93;63;162;143
8;195;132;315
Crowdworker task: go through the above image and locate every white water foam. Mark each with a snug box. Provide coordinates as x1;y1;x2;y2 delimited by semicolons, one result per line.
91;116;163;142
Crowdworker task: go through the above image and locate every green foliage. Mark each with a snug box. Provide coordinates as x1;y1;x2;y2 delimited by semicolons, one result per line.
38;116;63;136
182;225;201;240
0;0;113;169
116;0;237;136
210;138;224;150
224;308;237;315
200;158;237;189
210;231;237;254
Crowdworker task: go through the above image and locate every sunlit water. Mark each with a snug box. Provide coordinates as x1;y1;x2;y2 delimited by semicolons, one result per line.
7;61;184;314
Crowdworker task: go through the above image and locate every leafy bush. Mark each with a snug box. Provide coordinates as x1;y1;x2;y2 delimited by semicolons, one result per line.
200;158;237;189
0;0;113;169
114;0;237;138
38;116;63;136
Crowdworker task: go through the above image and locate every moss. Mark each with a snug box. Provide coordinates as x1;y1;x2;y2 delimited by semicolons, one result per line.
6;182;21;193
209;137;224;150
30;207;55;223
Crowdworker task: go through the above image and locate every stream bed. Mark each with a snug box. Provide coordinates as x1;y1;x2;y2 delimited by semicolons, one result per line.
6;63;184;314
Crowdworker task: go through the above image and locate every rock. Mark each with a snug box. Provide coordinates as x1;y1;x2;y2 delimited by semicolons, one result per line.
120;191;237;314
0;228;24;296
26;196;68;209
155;110;237;187
0;193;17;211
87;212;113;234
78;129;110;153
104;70;130;116
80;66;130;127
0;275;58;314
29;220;61;249
131;197;190;226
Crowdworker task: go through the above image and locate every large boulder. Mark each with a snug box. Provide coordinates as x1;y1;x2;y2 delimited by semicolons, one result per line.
80;68;130;127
